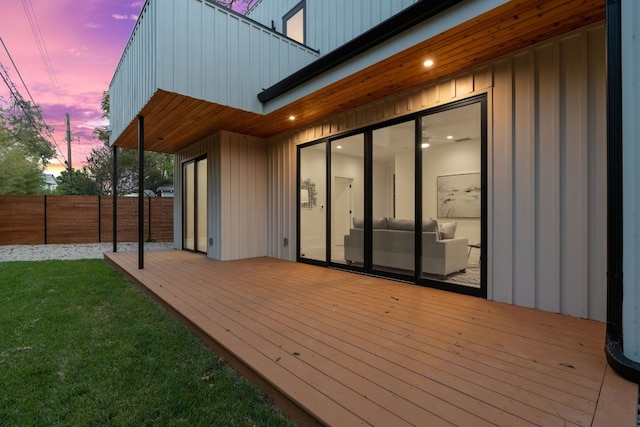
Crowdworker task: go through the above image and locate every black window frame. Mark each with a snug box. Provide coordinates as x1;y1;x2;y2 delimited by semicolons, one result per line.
283;0;305;44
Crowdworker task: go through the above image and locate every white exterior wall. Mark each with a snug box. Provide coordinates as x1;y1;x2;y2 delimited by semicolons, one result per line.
175;131;267;261
248;0;420;54
109;0;319;145
622;0;640;362
266;24;607;321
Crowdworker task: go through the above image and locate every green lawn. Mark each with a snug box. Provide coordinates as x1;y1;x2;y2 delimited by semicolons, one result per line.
0;259;297;426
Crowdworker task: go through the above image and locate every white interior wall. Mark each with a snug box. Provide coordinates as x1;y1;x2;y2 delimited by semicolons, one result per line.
423;140;481;245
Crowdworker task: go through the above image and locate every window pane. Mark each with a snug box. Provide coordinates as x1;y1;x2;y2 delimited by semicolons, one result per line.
372;120;415;275
299;143;326;261
421;102;481;287
331;134;364;265
196;158;207;253
184;162;195;251
285;8;304;44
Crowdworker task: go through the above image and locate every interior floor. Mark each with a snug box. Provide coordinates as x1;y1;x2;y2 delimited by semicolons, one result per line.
301;245;481;288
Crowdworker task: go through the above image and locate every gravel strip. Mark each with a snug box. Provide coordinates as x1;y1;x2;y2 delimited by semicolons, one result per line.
0;242;175;262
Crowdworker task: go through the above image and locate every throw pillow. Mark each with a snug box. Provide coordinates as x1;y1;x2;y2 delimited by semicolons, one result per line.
372;217;389;229
439;221;457;239
422;218;438;232
353;217;364;229
388;218;414;230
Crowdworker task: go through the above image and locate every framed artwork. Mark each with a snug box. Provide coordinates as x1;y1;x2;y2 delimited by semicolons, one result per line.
437;173;481;218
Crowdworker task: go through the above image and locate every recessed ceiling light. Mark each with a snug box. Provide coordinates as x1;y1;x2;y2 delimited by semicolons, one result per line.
423;59;434;67
336;145;342;149
289;115;295;121
446;135;453;139
421;143;430;148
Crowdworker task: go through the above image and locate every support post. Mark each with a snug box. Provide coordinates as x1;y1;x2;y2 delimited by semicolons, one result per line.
138;116;144;269
112;145;118;253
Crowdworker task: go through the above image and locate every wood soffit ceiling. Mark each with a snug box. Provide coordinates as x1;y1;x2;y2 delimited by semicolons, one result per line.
114;0;605;153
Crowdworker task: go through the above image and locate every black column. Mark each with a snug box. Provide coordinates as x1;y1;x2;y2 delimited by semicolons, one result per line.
138;116;144;269
112;145;118;253
604;0;640;383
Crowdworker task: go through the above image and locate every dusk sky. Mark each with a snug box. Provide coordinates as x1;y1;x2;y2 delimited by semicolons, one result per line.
0;0;145;174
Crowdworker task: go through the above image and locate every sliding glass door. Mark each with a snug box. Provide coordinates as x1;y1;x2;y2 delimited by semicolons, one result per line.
299;143;326;262
421;100;483;289
297;95;486;296
331;133;364;265
183;156;207;253
371;120;415;276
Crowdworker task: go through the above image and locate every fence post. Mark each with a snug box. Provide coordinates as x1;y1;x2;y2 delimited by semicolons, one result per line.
98;196;101;243
43;195;47;245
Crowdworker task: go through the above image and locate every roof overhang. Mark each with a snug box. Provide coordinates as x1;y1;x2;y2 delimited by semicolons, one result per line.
113;0;605;153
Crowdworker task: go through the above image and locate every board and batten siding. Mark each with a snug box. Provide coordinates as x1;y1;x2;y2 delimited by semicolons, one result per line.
175;131;267;261
248;0;420;54
265;24;607;321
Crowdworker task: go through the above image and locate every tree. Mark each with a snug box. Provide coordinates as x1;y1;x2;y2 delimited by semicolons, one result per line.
0;130;44;194
87;91;173;196
0;96;54;194
6;99;56;166
213;0;257;13
55;169;99;195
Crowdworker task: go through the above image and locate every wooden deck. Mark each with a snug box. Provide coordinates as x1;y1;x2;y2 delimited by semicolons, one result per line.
105;250;638;427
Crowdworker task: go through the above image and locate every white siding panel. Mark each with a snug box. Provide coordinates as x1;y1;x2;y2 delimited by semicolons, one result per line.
490;59;515;304
560;33;589;318
586;27;607;322
512;51;536;308
535;42;562;313
219;131;268;261
265;25;607;321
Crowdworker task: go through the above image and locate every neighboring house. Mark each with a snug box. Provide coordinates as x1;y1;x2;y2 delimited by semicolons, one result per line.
42;173;57;192
109;1;640;381
156;185;174;198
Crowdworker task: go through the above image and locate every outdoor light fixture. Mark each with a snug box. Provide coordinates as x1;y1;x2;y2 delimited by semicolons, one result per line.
289;115;295;120
423;59;434;67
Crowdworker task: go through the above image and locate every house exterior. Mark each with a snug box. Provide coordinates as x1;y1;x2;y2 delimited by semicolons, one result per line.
109;0;640;381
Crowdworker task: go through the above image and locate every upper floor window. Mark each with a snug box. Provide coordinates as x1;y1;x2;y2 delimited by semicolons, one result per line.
283;1;305;44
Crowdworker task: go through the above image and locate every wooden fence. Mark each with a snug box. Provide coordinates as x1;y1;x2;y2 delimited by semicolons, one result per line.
0;195;173;245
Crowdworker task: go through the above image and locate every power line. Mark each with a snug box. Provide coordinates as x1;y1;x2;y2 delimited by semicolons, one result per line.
0;62;67;168
0;37;63;157
20;0;64;104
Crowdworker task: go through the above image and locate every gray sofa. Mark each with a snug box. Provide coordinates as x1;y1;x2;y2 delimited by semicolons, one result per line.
344;217;468;276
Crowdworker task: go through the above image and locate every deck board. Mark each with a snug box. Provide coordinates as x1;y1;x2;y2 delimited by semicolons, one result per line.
105;250;638;427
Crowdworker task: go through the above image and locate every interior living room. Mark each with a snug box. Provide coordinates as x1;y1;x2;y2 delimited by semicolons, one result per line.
299;95;484;292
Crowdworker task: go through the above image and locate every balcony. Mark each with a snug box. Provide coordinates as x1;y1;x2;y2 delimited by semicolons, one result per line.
109;0;319;152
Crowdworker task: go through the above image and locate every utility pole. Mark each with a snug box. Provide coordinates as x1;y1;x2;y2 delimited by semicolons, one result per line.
66;113;72;183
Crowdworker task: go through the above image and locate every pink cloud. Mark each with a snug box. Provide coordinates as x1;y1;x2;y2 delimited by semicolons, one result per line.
112;14;138;21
